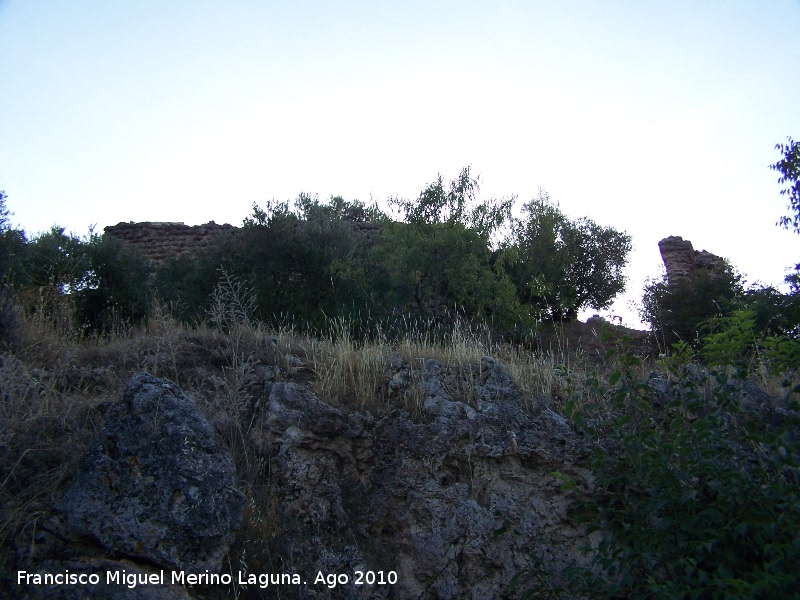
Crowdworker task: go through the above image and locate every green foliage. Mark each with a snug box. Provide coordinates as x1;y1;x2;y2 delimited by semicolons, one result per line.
772;136;800;235
507;190;631;320
0;190;11;231
151;236;239;325
0;172;635;341
742;284;800;339
74;233;152;332
700;310;758;376
0;191;23;348
388;166;513;240
643;268;800;351
0;226;27;288
0;211;153;333
22;227;91;293
146;170;632;338
163;193;378;330
641;268;744;349
560;319;800;599
377;167;524;329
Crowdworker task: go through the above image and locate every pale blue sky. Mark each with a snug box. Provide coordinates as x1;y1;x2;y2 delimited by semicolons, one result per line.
1;1;799;326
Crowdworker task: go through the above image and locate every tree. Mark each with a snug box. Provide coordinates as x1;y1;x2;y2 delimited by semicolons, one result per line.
506;191;631;320
0;190;11;231
22;227;92;293
376;167;520;326
0;191;27;286
166;193;380;330
75;232;152;332
770;136;800;295
388;166;512;241
772;137;800;235
640;267;743;348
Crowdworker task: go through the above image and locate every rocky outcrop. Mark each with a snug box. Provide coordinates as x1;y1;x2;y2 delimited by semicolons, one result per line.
248;356;595;598
103;221;236;265
14;362;595;599
55;372;245;572
658;236;727;286
17;373;245;599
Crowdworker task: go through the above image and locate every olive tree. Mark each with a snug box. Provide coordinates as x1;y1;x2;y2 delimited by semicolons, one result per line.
506;190;631;320
376;167;521;326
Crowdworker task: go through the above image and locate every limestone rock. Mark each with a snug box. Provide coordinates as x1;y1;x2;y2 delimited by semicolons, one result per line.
55;372;245;573
252;359;595;598
658;236;727;286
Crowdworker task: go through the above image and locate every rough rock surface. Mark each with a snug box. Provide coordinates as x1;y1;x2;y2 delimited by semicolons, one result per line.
54;372;245;573
658;236;727;286
104;221;236;265
13;361;598;599
250;356;595;599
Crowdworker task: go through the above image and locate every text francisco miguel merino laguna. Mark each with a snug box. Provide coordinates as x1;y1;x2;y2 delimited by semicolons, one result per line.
18;569;305;590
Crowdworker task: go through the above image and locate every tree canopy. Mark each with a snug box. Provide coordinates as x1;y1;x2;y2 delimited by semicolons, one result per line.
506;191;632;320
772;136;800;235
0;171;635;338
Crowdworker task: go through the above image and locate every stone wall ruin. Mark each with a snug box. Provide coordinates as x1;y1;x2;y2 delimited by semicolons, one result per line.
103;221;236;265
658;236;727;286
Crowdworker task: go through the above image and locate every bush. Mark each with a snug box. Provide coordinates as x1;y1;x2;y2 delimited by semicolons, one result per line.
73;233;152;332
560;320;800;598
641;267;744;349
376;167;525;331
742;284;800;339
0;285;20;350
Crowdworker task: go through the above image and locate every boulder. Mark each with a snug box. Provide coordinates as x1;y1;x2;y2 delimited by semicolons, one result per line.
55;372;244;573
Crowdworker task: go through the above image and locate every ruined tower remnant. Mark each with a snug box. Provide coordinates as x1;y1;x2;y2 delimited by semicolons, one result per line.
104;221;236;265
658;236;727;286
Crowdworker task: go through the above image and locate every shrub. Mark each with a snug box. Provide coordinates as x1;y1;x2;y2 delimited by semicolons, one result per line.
641;267;744;350
560;321;800;598
74;233;152;332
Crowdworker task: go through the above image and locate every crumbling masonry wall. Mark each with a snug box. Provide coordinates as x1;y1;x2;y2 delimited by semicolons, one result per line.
103;221;236;265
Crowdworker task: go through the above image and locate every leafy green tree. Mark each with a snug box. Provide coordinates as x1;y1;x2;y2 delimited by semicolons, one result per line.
507;191;631;320
162;193;379;330
641;267;743;348
741;283;800;339
75;232;152;331
22;227;91;293
375;167;521;327
153;252;221;324
769;136;800;304
388;166;512;239
772;136;800;235
253;194;373;326
0;190;10;230
0;191;26;348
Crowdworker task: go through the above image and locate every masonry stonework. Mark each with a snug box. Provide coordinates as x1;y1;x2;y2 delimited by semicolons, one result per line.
658;236;727;286
103;221;236;265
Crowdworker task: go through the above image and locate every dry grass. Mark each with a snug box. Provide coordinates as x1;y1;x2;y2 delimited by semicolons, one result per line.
10;281;800;600
0;281;654;593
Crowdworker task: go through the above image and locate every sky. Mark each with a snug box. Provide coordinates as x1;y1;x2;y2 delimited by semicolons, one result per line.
1;1;799;328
